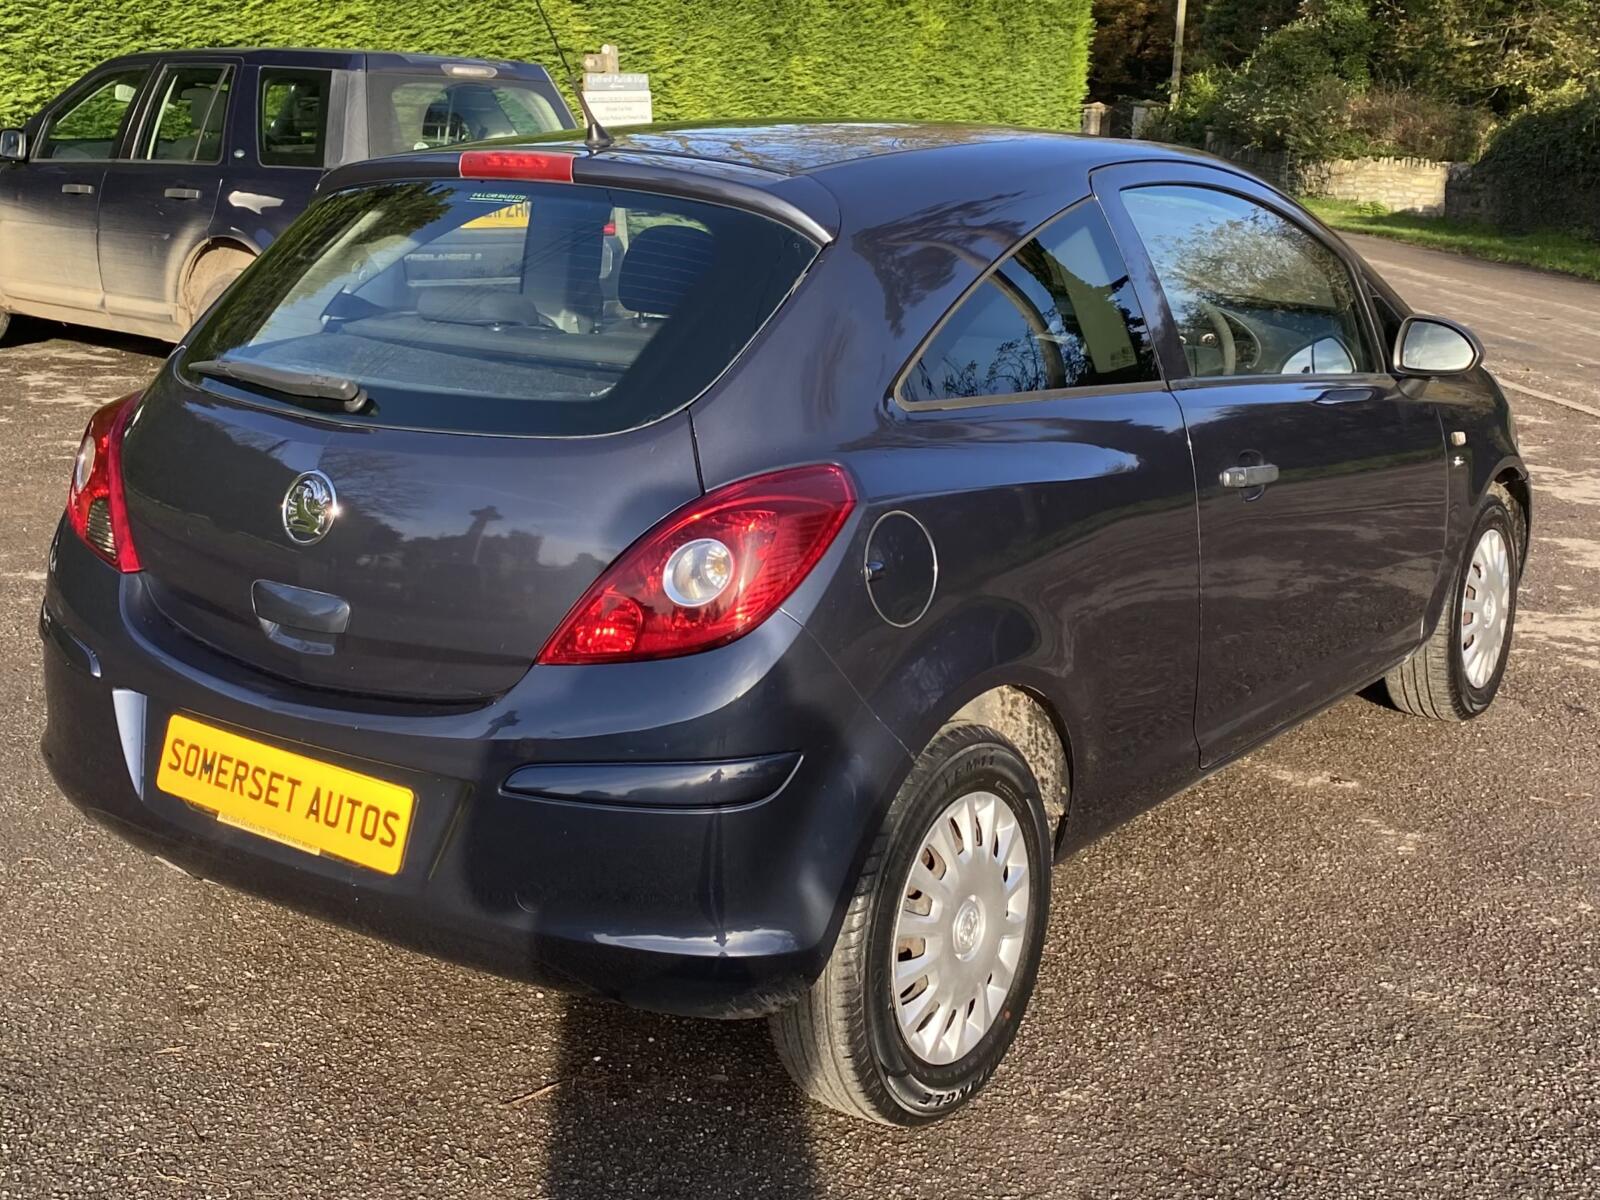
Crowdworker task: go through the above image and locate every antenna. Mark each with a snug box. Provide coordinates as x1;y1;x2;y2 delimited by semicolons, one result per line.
530;0;615;153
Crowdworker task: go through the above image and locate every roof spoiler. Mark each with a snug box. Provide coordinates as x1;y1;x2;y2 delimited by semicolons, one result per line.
317;149;840;245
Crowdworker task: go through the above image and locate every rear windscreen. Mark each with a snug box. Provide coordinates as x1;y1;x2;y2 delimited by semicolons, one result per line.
181;180;819;435
368;77;568;156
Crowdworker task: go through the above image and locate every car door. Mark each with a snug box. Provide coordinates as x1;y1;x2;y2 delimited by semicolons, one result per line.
220;63;336;246
98;58;237;325
1100;164;1452;764
886;197;1203;828
1095;162;1448;766
0;64;151;312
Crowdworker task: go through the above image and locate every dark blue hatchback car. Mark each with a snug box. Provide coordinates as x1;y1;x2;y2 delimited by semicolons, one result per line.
40;123;1529;1124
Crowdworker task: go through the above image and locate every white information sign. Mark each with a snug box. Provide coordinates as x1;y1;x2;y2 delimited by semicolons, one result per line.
582;71;653;128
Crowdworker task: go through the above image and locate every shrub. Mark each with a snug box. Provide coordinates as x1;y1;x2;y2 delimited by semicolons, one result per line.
1211;31;1364;158
1150;0;1376;159
1147;67;1223;145
1345;86;1496;161
1474;87;1600;238
1148;3;1497;164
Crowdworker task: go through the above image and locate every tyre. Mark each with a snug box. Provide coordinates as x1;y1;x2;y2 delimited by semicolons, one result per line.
182;248;253;329
0;307;11;344
1385;484;1522;720
770;723;1051;1124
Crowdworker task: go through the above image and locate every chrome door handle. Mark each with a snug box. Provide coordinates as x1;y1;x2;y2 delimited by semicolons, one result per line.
1220;464;1280;489
164;186;202;200
60;183;95;195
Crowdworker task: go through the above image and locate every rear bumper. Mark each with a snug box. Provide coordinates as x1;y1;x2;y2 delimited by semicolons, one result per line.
41;523;909;1018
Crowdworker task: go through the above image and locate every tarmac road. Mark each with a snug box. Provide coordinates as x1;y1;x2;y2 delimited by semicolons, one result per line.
1;236;1596;1198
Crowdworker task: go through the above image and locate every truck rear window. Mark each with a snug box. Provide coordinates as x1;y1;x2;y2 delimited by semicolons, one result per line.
368;78;567;156
181;180;818;436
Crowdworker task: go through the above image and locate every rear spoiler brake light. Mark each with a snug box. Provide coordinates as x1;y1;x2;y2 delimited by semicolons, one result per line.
459;149;574;182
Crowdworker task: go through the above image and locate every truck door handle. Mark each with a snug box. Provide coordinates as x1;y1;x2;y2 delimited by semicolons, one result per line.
60;183;95;195
1220;464;1280;489
164;186;202;200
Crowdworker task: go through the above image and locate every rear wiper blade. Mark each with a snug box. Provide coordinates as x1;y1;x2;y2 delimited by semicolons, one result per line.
188;358;372;414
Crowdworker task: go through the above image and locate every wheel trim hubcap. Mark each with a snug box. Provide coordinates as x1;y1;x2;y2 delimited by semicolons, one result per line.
891;789;1030;1067
1461;527;1512;689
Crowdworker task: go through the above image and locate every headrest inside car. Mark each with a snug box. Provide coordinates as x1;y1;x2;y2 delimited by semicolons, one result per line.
617;226;715;319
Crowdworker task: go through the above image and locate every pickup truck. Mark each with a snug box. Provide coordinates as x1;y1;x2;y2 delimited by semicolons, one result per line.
0;47;574;342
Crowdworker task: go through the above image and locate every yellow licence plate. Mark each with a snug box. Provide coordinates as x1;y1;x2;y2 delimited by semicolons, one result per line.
156;714;415;876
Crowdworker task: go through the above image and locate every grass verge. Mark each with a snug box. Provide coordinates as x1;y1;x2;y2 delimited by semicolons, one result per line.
1301;197;1600;283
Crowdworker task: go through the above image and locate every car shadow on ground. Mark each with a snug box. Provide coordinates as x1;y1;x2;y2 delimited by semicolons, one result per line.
2;315;169;360
543;997;821;1199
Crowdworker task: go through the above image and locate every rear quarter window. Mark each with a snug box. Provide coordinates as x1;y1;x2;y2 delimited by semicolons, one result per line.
900;200;1159;405
180;179;818;436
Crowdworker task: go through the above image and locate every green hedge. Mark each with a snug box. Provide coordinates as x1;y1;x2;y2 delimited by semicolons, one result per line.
0;0;1091;131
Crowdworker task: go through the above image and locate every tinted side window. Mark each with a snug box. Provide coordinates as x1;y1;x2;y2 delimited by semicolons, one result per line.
260;70;330;167
1122;185;1373;378
901;202;1159;404
139;65;232;163
39;69;148;160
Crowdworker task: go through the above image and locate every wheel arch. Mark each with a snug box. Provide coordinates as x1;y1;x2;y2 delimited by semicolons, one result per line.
845;600;1082;855
947;685;1072;845
178;236;259;311
174;238;260;331
1490;462;1531;566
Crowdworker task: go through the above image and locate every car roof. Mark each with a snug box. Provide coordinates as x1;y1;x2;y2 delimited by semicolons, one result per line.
321;120;1231;247
524;121;1202;178
96;47;555;77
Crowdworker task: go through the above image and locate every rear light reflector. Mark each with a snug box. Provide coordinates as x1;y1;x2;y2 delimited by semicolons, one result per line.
459;149;575;182
537;464;856;665
66;393;142;572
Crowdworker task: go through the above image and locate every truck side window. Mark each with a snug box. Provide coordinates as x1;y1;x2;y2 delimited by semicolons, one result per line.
38;69;148;160
260;70;331;168
141;65;233;163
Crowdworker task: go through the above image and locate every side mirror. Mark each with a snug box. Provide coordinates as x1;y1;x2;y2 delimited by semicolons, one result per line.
0;129;26;162
1395;315;1481;376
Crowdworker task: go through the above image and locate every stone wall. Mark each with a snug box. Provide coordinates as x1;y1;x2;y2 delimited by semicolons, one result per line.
1298;156;1450;215
1201;135;1452;214
1443;163;1491;223
1199;139;1297;190
1078;118;1478;219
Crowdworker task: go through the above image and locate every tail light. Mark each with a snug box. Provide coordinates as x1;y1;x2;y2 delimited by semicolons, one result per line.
66;393;142;573
538;464;855;665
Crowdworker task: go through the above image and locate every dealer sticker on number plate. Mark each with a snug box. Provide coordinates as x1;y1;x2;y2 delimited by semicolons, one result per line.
156;713;415;875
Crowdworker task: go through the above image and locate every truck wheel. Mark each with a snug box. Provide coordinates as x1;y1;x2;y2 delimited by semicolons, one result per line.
1385;484;1522;720
769;723;1051;1124
0;307;11;344
182;248;253;330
